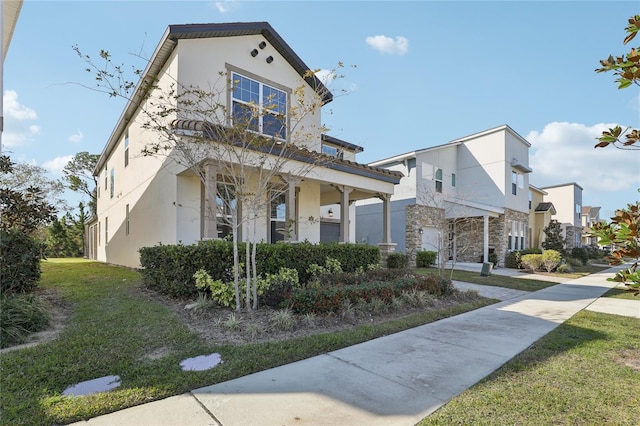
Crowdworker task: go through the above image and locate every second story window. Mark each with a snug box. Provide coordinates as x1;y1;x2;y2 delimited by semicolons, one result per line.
124;130;129;167
451;173;456;188
435;168;443;193
321;144;343;159
232;73;287;139
110;168;115;198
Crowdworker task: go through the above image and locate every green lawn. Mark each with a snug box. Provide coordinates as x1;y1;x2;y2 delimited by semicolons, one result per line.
419;310;640;425
603;285;640;300
0;259;493;425
416;268;557;291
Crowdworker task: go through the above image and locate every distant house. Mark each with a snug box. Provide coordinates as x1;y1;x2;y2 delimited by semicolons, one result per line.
86;22;402;267
528;185;556;250
581;205;602;246
539;183;583;250
356;125;532;267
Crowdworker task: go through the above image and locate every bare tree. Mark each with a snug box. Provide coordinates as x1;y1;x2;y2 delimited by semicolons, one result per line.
75;47;346;310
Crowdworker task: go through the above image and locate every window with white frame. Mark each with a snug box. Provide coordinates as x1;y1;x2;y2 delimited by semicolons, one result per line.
216;182;236;240
231;73;287;139
110;168;115;198
435;168;443;193
124;130;129;167
270;190;286;243
104;164;108;190
125;204;130;236
321;144;343;159
451;173;456;188
512;171;518;195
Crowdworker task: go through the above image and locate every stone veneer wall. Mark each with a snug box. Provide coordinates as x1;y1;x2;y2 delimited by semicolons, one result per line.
564;225;583;250
451;208;528;267
405;204;445;268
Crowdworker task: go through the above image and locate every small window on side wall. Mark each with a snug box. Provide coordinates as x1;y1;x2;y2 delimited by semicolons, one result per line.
124;130;129;167
435;168;443;193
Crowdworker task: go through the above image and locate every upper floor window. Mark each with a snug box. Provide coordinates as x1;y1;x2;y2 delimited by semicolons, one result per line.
575;203;581;215
511;171;523;195
110;168;115;198
231;73;287;139
435;168;443;193
104;164;108;190
529;191;532;209
451;173;456;188
124;130;129;167
321;144;343;159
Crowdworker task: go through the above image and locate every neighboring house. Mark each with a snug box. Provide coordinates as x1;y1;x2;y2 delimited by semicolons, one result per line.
528;185;556;250
356;124;532;267
538;183;583;250
581;205;602;246
87;22;402;268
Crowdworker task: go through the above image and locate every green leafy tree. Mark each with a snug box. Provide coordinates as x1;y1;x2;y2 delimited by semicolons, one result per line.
541;220;567;253
594;15;639;149
63;152;99;216
591;15;640;295
0;156;57;294
591;201;640;295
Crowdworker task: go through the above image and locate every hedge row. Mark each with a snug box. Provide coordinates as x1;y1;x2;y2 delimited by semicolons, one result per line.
139;240;380;298
287;274;453;315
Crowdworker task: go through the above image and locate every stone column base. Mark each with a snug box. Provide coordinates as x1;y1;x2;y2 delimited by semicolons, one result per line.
378;243;397;268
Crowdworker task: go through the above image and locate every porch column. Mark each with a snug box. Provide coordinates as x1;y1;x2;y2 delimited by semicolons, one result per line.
337;185;353;243
379;193;392;244
203;162;218;239
283;175;298;242
483;214;489;263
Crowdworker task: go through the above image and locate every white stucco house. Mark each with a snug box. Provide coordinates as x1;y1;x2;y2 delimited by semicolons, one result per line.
538;182;583;249
86;22;402;267
356;125;532;267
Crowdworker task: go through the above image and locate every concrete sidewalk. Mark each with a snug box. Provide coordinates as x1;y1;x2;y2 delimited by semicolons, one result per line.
75;267;638;426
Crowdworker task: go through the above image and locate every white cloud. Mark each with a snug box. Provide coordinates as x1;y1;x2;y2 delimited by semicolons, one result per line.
527;122;640;194
2;90;39;148
214;0;236;13
365;35;409;55
69;129;84;143
43;155;73;175
4;90;37;120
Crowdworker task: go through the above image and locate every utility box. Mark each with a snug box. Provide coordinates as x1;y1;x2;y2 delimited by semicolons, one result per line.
480;262;493;277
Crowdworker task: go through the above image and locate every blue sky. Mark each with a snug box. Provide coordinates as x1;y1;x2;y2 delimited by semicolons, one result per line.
4;0;639;218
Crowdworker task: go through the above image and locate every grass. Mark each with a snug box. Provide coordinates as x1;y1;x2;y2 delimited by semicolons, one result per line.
0;259;494;425
603;285;640;300
416;268;556;291
419;310;640;425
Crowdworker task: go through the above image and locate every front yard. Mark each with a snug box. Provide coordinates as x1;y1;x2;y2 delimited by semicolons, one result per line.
0;259;491;424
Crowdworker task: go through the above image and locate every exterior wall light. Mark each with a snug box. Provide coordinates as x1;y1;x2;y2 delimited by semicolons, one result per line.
327;208;334;218
251;49;259;57
266;56;274;64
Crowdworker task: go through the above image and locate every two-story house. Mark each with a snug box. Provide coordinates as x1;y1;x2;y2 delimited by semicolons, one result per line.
581;205;602;246
528;185;557;250
356;125;532;267
538;183;583;250
85;22;402;267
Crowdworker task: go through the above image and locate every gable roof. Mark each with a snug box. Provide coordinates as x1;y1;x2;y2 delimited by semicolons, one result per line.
95;22;332;174
535;202;557;215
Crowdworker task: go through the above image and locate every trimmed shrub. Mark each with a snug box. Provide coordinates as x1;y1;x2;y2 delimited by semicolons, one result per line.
387;253;408;269
571;247;589;265
542;249;562;272
287;274;454;315
557;263;573;273
0;229;42;294
505;248;542;269
520;254;543;272
139;240;379;298
416;251;438;268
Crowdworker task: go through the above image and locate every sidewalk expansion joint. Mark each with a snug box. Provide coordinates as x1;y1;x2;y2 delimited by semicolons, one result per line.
189;392;223;426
